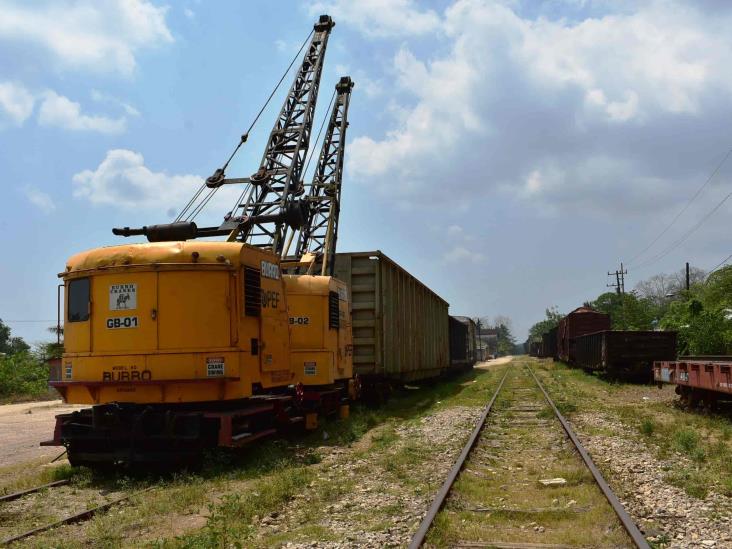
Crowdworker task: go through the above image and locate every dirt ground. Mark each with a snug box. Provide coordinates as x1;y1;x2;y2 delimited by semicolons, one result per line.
476;356;514;368
0;400;80;467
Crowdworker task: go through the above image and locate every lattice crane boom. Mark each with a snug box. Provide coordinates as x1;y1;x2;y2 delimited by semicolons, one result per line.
112;15;344;254
292;76;353;275
221;15;335;253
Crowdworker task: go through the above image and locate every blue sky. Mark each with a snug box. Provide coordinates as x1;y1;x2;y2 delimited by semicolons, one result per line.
2;0;732;345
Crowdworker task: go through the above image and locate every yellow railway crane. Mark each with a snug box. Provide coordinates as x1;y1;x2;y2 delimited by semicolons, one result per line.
43;15;356;469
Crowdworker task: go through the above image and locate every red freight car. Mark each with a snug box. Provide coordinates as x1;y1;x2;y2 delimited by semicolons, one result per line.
654;357;732;408
557;307;611;364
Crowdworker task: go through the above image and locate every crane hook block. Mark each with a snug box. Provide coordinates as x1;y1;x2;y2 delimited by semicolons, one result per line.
112;222;198;242
206;168;226;188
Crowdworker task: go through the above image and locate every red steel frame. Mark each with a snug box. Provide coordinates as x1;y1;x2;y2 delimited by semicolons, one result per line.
654;359;732;397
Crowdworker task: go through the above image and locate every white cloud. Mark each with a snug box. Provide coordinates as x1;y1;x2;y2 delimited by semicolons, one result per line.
90;89;141;117
443;246;485;264
72;149;240;218
345;0;732;215
24;185;55;213
0;81;34;126
308;0;439;37
0;0;173;75
447;224;464;237
38;91;126;134
183;7;195;20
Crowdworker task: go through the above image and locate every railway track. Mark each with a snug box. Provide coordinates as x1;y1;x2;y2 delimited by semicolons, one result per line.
0;478;144;546
410;361;650;548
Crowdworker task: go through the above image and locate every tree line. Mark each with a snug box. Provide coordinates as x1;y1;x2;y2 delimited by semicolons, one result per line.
527;265;732;356
0;319;61;401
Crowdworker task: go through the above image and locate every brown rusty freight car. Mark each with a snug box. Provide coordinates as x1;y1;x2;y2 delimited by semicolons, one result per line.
542;326;558;360
575;330;677;379
557;307;611;364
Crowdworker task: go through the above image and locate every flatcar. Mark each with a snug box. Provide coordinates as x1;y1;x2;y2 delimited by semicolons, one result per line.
654;357;732;408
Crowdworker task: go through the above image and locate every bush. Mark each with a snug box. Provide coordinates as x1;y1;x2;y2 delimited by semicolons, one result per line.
0;352;50;399
674;429;699;454
640;419;655;436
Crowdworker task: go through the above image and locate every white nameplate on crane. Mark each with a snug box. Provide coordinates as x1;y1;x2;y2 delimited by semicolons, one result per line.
109;283;137;310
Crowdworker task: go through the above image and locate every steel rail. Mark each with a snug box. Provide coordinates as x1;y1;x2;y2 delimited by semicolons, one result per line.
1;488;152;546
409;363;650;549
408;369;510;549
0;480;70;503
526;365;650;549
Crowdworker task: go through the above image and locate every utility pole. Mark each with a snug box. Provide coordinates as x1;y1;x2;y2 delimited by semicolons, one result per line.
685;262;690;291
607;263;628;295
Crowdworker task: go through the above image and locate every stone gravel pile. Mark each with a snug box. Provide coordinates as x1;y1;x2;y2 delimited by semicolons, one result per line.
576;412;732;548
259;405;483;548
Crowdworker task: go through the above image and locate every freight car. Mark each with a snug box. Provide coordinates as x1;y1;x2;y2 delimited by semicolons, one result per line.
542;326;558;360
574;330;677;379
333;251;450;396
529;341;541;357
449;316;477;370
557;307;611;363
654;357;732;408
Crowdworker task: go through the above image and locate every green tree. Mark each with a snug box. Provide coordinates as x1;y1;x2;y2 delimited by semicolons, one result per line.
0;318;30;355
495;322;516;356
588;292;656;330
0;351;50;399
527;306;562;342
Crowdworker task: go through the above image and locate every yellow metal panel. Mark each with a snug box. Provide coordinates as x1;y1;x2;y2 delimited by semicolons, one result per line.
91;272;158;353
286;294;324;349
259;276;289;374
158;271;231;350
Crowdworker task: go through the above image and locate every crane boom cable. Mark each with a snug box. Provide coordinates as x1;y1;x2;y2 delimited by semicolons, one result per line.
708;253;732;274
221;28;315;174
174;183;207;222
626;148;732;266
173;28;315;223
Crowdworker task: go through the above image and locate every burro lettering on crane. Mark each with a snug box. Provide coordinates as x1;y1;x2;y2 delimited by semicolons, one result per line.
102;370;152;382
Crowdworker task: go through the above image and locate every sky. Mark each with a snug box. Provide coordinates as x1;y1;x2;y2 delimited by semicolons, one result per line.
2;0;732;345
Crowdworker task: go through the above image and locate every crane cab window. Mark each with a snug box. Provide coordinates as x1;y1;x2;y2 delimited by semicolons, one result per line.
68;278;90;322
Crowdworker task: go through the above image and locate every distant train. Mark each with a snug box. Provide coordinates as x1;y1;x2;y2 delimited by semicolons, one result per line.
533;307;677;380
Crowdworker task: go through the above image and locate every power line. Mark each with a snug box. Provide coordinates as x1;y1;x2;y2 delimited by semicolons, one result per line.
3;320;56;323
633;186;732;271
708;253;732;274
626;148;732;266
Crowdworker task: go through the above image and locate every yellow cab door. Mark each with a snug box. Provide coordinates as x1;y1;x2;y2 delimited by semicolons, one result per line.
91;272;158;353
65;277;91;353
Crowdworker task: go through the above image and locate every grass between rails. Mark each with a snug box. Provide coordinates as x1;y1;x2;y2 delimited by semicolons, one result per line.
532;358;732;501
427;359;631;547
9;363;507;548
